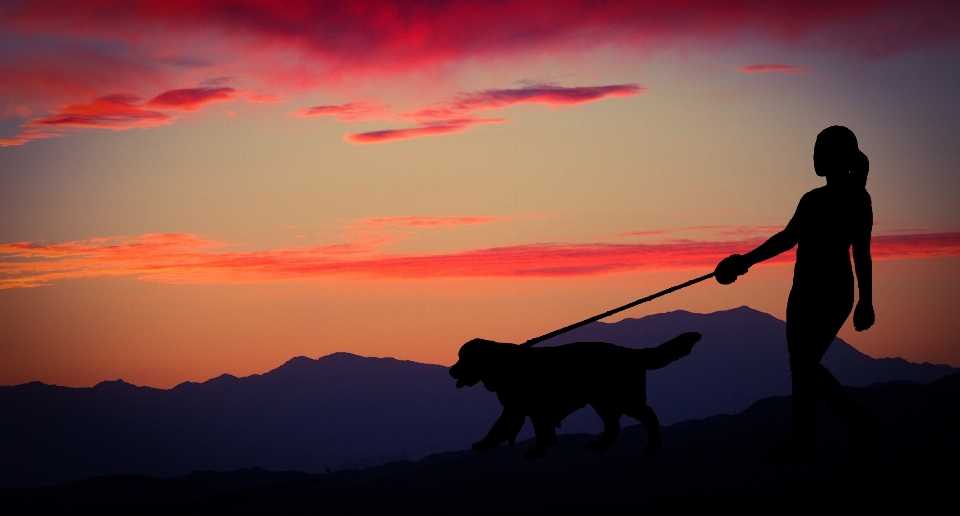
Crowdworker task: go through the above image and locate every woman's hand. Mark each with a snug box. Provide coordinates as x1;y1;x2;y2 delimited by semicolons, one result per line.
715;254;750;285
853;301;875;331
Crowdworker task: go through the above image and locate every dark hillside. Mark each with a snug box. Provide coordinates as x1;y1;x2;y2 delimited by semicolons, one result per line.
3;373;958;514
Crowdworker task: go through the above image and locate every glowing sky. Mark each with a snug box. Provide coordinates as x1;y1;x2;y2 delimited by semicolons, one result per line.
2;1;959;388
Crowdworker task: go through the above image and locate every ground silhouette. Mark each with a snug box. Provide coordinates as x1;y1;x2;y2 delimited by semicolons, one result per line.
2;307;954;488
2;372;957;514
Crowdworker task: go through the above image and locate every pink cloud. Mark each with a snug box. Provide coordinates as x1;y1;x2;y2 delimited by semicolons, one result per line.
146;87;237;111
2;231;957;289
404;84;644;122
292;102;390;122
739;64;812;75
302;83;641;143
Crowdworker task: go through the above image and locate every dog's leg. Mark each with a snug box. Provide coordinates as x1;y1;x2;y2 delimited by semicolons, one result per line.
627;403;662;454
472;406;525;453
585;410;621;452
523;417;555;459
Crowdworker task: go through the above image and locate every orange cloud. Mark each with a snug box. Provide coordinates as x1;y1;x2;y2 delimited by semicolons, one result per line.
2;231;957;289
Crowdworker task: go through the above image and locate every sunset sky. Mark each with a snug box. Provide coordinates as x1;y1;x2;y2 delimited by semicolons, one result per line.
2;1;959;388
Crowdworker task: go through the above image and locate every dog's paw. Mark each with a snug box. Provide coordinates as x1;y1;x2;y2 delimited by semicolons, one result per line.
523;447;546;460
471;439;500;453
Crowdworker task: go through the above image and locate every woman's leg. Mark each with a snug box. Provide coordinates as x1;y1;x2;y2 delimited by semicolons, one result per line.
786;329;822;453
785;287;855;453
814;363;860;424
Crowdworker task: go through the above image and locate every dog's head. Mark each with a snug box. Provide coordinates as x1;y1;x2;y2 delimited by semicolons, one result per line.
449;338;517;391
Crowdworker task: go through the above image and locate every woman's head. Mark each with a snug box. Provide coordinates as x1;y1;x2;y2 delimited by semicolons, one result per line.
814;126;868;188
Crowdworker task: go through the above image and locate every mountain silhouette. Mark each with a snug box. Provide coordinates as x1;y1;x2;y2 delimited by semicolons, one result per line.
1;307;954;488
3;372;957;514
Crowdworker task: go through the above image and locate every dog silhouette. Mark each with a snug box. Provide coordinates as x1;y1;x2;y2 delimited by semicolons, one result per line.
450;332;701;459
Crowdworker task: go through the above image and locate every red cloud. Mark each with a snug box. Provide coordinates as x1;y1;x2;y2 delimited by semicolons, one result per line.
23;94;173;130
2;231;957;289
4;1;957;76
739;64;811;75
146;87;236;111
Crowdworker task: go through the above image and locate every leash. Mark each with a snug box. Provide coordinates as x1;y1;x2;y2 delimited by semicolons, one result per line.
521;272;715;347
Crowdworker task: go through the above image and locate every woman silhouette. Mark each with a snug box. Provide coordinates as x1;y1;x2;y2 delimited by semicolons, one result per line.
715;126;874;463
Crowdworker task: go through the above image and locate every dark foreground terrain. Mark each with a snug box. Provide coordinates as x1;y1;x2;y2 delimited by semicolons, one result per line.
3;372;958;515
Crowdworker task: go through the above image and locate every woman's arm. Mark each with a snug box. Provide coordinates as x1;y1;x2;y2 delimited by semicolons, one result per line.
852;199;874;331
852;238;872;306
715;216;800;284
742;226;799;267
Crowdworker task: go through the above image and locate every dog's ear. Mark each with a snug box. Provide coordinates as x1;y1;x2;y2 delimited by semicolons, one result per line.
477;343;524;391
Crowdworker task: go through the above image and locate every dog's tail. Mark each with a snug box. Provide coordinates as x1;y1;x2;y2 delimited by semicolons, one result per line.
639;332;701;370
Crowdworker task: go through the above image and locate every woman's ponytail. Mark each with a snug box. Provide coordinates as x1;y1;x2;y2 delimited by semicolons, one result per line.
850;150;869;189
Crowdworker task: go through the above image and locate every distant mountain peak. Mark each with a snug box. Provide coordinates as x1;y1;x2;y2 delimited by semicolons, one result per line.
93;378;134;388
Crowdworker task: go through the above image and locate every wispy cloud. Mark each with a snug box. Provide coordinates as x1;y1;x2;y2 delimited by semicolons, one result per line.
3;231;957;289
299;83;642;143
345;118;507;144
403;84;643;122
738;64;812;75
0;129;65;147
621;225;786;238
292;102;390;122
